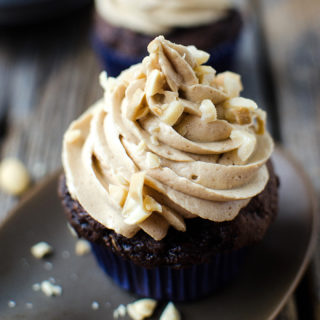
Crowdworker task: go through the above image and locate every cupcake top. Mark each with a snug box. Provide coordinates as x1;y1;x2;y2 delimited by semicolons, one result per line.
62;36;274;241
95;0;233;35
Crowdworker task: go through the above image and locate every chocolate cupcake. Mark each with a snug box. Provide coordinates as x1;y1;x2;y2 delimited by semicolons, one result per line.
92;0;243;76
60;36;278;301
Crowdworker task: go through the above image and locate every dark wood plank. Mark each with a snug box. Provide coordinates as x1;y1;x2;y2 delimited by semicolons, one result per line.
236;6;299;318
259;0;320;319
0;9;102;222
234;3;280;140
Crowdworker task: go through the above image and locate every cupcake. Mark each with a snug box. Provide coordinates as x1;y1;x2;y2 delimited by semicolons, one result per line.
92;0;243;76
59;36;278;301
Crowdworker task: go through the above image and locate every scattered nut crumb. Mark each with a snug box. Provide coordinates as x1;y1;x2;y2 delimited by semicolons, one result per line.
199;99;217;122
30;242;53;259
32;283;41;291
127;299;157;320
0;157;30;196
113;304;126;319
75;239;91;256
8;300;16;308
145;69;165;96
160;101;184;126
146;152;161;169
67;223;78;238
160;302;181;320
91;301;99;310
187;45;210;65
40;280;62;297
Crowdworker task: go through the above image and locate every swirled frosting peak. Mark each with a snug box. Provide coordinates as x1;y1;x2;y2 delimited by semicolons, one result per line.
63;36;274;240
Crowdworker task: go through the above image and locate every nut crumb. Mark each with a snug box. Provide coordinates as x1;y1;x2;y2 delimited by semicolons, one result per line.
127;299;157;320
30;242;53;259
160;101;184;126
32;283;41;291
160;302;181;320
146;152;161;168
113;304;126;318
199;99;217;123
75;239;91;256
67;223;78;238
40;280;62;297
187;45;209;65
0;158;30;196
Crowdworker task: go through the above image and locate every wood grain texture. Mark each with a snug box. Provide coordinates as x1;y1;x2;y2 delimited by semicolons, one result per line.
259;0;320;319
0;10;102;222
259;0;320;187
236;7;299;318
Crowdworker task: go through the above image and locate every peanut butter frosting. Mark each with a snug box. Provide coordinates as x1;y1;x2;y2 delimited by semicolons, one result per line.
95;0;232;35
62;36;274;241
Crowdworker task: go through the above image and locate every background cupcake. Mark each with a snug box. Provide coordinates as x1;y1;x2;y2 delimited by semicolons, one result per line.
60;37;278;301
93;0;243;76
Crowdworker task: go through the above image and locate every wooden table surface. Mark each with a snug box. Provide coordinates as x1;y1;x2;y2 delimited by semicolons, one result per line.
0;1;319;319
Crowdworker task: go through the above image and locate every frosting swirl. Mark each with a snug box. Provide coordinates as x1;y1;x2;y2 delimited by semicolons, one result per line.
62;36;274;240
95;0;232;35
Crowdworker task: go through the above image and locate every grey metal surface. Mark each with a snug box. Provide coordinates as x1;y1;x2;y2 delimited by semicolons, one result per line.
0;149;317;319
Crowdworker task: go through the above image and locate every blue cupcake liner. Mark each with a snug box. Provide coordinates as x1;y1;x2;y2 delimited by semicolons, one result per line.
90;242;246;302
91;35;142;77
207;38;240;73
91;34;240;77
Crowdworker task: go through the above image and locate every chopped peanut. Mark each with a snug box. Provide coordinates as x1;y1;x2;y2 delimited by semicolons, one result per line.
187;45;210;65
127;299;157;320
145;69;165;96
146;152;161;168
199;99;217;122
214;72;243;98
160;101;184;126
0;158;30;196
